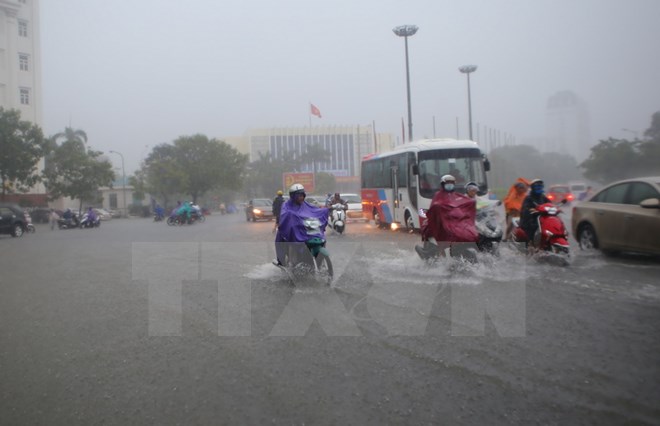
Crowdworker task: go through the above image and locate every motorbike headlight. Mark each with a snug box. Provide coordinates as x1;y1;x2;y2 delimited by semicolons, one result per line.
253;209;262;214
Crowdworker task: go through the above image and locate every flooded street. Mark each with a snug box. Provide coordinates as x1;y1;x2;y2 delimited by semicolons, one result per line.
1;214;659;424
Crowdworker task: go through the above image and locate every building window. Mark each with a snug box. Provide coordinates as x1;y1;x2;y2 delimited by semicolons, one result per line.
20;88;30;105
109;194;118;209
19;54;29;71
18;20;28;37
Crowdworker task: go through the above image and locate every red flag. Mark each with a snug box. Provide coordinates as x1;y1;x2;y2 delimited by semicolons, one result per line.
310;104;322;118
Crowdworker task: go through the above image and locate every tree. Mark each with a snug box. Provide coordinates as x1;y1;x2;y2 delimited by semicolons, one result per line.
42;139;115;213
0;107;46;199
140;135;248;204
580;112;660;183
173;134;248;203
301;143;331;174
53;126;88;145
314;172;336;195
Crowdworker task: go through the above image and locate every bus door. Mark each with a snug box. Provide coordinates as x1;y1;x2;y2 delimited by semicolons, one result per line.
392;153;414;225
390;160;399;224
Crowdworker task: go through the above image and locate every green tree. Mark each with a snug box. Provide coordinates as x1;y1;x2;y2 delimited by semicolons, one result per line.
53;126;88;145
42;139;115;213
580;138;640;183
314;172;336;195
141;135;248;204
0;108;46;199
173;134;248;203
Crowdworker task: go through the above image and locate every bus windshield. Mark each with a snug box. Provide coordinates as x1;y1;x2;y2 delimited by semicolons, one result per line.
418;148;486;199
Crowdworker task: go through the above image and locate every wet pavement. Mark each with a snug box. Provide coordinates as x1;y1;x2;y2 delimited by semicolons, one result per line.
1;214;659;424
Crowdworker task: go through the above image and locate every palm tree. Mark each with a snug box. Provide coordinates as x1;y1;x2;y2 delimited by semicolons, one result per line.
301;143;331;174
53;127;88;146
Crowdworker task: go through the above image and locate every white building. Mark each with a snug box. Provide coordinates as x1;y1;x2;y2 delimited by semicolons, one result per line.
0;0;46;201
545;91;591;161
234;125;394;192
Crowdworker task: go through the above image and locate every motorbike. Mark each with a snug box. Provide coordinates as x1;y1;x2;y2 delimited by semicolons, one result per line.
57;215;80;229
80;213;101;228
329;203;347;234
475;202;503;254
274;217;334;285
417;201;502;262
510;201;570;266
154;212;165;222
416;208;480;262
26;223;36;233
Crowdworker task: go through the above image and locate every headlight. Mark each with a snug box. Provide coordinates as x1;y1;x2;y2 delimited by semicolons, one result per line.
253;209;262;214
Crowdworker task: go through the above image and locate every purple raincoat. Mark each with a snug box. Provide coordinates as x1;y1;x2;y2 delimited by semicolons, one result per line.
276;199;329;243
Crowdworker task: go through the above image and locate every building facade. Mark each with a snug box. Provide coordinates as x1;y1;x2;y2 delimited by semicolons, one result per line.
241;125;394;192
545;90;591;161
1;0;45;201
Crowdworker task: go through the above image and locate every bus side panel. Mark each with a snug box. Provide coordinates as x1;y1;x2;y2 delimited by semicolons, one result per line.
361;188;394;224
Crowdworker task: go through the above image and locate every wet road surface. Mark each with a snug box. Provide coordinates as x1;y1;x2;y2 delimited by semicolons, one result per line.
1;213;659;424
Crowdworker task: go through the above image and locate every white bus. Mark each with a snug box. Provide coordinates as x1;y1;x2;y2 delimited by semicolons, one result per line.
361;138;491;231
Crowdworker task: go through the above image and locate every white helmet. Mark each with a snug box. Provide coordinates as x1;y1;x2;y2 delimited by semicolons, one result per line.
289;183;306;198
440;174;456;184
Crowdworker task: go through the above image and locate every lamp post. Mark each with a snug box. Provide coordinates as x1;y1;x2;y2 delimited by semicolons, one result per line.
393;24;418;143
459;65;478;141
109;150;127;218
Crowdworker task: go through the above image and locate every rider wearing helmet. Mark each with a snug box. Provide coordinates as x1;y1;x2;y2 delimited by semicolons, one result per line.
415;174;479;259
520;178;551;246
326;192;347;210
272;190;285;233
273;183;329;266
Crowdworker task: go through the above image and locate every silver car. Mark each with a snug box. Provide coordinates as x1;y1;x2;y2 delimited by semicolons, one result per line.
571;176;660;256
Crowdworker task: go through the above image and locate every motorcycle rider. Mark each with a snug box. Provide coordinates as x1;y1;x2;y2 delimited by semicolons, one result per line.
86;207;98;226
502;178;529;241
154;204;165;221
465;182;479;199
415;174;479;259
520;179;551;249
273;183;328;266
272;190;285;233
176;201;193;224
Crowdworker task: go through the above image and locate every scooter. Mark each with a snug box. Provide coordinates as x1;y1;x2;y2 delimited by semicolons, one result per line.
274;217;334;285
80;213;101;228
511;202;570;266
57;215;80;229
329;203;347;235
475;202;503;254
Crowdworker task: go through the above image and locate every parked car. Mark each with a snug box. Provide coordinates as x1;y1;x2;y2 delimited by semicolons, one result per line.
571;176;660;256
94;208;113;221
340;193;365;220
29;207;51;224
245;199;274;221
306;195;326;207
546;185;574;204
0;203;32;237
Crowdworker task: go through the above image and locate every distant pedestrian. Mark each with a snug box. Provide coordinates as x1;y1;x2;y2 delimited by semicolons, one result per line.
272;190;285;233
49;209;59;230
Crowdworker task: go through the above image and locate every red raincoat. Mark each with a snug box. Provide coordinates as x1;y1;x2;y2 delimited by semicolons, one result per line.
421;190;479;243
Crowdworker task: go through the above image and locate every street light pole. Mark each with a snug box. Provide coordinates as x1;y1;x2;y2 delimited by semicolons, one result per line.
393;25;418;143
109;150;127;218
459;65;478;141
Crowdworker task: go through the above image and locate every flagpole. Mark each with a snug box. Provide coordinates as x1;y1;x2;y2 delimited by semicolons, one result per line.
308;102;312;128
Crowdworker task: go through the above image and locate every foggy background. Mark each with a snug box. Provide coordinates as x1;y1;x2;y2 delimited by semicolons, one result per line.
40;0;660;174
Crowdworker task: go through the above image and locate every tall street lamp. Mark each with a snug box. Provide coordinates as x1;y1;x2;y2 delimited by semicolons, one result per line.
393;24;418;143
109;150;127;218
459;65;478;141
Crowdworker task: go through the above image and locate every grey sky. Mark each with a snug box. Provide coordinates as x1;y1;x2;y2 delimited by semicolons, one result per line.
40;0;660;173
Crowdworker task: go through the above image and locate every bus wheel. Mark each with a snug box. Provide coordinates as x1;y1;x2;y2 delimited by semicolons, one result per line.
405;212;415;233
373;209;382;228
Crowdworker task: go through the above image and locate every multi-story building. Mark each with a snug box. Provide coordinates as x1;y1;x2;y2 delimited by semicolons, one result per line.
240;125;394;193
1;0;45;203
545;90;591;161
